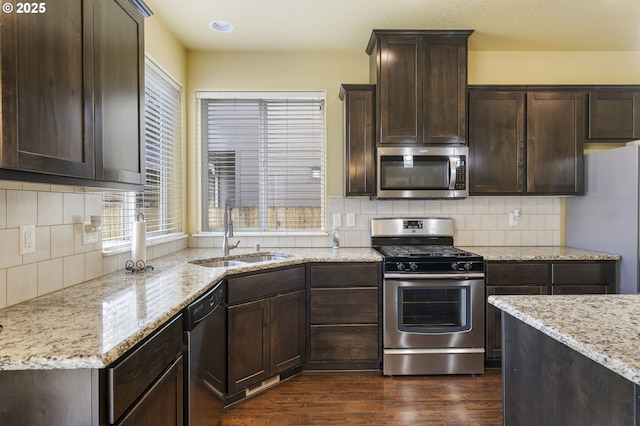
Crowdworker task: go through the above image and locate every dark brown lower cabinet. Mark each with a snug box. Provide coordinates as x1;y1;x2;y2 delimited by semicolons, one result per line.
0;314;184;426
485;261;617;362
226;266;305;397
306;262;382;370
118;356;183;426
227;290;305;396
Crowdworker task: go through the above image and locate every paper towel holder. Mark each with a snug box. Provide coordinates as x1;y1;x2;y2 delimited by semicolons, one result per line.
125;213;154;273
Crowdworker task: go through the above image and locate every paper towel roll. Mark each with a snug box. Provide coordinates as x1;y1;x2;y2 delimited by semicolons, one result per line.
132;218;147;264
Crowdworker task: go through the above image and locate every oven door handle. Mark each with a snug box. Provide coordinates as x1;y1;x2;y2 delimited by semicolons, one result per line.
384;273;485;280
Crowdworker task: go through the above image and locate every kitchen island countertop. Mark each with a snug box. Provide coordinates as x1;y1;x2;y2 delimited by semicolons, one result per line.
489;294;640;385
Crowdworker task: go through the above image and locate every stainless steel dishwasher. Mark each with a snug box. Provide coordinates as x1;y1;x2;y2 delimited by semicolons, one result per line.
183;280;226;425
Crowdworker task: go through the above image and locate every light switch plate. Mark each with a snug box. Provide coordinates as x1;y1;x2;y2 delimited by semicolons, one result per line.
346;213;356;227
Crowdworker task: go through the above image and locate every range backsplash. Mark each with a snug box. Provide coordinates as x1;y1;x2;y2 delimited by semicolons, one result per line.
189;195;561;250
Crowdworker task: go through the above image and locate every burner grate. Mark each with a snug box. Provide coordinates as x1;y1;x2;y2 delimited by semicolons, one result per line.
379;245;476;258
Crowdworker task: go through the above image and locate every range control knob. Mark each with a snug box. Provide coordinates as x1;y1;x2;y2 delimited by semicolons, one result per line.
396;262;406;272
463;262;473;271
451;262;460;271
409;262;419;272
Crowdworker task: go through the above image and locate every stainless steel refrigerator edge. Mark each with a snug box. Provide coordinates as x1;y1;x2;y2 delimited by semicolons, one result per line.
566;144;639;294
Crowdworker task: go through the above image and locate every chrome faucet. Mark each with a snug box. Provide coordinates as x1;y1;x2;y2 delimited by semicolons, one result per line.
222;203;240;255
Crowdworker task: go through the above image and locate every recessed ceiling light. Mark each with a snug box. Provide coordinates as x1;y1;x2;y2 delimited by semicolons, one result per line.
209;20;234;33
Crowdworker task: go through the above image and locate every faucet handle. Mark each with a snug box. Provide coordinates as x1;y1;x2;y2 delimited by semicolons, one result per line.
231;240;241;249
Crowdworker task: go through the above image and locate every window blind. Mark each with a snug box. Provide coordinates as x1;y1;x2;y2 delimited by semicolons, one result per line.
102;59;183;248
200;92;325;232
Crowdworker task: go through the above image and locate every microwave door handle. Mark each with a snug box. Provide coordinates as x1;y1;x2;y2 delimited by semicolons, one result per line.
449;157;457;190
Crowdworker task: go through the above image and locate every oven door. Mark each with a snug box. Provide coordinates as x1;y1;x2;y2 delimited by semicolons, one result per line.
384;275;484;349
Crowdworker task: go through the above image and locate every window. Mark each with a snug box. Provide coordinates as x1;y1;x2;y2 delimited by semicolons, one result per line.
200;92;326;233
102;59;183;248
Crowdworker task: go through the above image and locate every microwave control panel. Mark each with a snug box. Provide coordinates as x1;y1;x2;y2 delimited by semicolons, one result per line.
454;159;466;190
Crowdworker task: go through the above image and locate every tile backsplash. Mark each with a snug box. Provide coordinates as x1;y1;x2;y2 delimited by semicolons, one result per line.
189;195;561;250
0;181;186;309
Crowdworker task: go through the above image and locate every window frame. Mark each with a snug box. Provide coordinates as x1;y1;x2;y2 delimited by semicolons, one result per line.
101;58;184;252
198;91;327;235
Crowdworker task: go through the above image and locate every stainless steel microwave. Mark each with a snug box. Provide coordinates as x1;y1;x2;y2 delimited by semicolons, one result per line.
376;146;469;199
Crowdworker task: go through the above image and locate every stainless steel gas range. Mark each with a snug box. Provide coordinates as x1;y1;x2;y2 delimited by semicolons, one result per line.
371;217;485;376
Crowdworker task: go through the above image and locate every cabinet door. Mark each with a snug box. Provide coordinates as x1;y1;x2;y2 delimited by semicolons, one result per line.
94;0;145;188
469;91;525;194
526;92;585;194
1;0;95;178
270;290;305;375
423;37;468;144
118;357;184;426
588;91;640;140
227;299;270;395
486;285;549;359
341;85;376;196
377;36;423;144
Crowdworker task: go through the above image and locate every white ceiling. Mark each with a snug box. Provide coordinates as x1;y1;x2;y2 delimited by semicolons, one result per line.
145;0;639;52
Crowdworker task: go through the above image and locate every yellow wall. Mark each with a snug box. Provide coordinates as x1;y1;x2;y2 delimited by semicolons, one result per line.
469;51;640;84
146;28;640;234
143;13;188;234
186;51;370;234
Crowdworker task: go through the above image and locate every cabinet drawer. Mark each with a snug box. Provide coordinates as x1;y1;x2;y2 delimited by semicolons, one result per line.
309;263;380;288
551;285;610;295
107;314;183;424
310;288;378;324
228;265;305;305
551;262;615;284
309;325;379;362
486;263;549;285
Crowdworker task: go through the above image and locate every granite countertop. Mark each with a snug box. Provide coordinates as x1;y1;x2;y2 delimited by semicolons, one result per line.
0;245;619;372
489;294;640;386
464;246;621;261
0;247;381;371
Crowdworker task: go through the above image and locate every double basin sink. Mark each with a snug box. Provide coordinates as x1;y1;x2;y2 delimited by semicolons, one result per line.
190;252;293;268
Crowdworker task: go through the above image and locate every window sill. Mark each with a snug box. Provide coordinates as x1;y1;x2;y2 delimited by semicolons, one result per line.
193;230;328;237
102;233;188;257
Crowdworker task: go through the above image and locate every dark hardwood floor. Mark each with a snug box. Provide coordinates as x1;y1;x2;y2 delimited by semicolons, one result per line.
194;369;503;425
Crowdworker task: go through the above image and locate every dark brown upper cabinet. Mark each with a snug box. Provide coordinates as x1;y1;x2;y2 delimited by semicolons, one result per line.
587;89;640;141
367;30;473;146
469;87;584;195
0;0;151;190
1;0;96;180
94;0;147;188
339;84;376;196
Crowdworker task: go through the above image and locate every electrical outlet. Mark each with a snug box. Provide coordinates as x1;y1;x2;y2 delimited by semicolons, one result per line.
20;225;36;255
346;213;356;227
